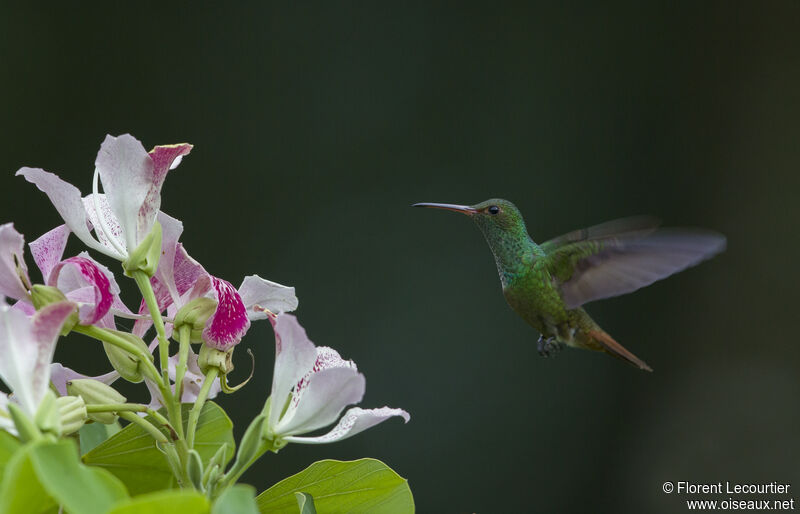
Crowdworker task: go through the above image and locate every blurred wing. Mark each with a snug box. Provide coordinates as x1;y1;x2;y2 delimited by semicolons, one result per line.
542;221;726;309
539;215;662;253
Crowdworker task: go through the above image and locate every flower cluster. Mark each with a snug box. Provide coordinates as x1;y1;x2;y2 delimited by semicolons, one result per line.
0;134;408;479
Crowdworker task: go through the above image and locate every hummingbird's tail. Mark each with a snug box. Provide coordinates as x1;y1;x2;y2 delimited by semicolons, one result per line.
588;329;653;372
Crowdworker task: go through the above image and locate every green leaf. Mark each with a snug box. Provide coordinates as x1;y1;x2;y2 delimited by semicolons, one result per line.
28;439;128;514
79;420;121;455
108;489;209;514
212;484;259;514
295;492;317;514
0;442;56;514
256;459;414;514
83;402;234;495
0;430;21;484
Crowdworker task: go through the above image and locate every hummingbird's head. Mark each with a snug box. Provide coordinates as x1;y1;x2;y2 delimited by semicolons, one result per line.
413;198;526;234
413;198;532;274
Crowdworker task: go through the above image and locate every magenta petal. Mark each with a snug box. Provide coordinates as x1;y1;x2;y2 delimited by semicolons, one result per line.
139;144;192;240
202;277;251;351
0;223;30;301
173;243;208;298
49;255;116;324
29;224;70;283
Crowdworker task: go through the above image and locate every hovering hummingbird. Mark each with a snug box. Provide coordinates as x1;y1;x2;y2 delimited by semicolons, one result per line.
414;199;726;371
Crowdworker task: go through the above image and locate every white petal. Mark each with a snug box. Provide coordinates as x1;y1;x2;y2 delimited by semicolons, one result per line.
16;168;119;259
94;134;154;250
268;314;317;429
238;275;298;319
0;302;39;414
284;407;410;444
0;223;31;301
275;367;365;436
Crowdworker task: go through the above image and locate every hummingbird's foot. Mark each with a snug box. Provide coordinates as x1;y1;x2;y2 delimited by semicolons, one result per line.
537;335;562;358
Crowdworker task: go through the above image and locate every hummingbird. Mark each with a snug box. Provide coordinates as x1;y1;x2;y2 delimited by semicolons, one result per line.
413;199;726;371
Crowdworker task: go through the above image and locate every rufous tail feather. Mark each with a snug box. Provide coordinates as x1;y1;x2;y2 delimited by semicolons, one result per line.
588;329;653;372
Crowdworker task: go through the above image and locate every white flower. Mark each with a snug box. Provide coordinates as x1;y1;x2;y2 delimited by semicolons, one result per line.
17;135;191;261
264;314;409;445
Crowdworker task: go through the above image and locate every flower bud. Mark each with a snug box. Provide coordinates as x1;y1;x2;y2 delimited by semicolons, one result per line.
55;395;87;435
236;413;266;465
67;379;126;424
34;389;60;436
30;285;78;335
198;344;234;375
186;449;204;490
174;297;217;343
102;329;152;383
123;220;162;277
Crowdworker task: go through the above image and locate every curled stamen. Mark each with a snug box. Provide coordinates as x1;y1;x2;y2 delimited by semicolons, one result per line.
220;348;255;394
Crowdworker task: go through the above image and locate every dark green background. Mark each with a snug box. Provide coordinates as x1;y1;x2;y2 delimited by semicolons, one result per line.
2;3;799;512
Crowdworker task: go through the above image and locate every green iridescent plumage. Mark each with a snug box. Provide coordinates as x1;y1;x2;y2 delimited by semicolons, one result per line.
414;199;726;371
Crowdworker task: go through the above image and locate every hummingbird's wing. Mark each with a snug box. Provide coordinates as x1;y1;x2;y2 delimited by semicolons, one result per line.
541;217;726;309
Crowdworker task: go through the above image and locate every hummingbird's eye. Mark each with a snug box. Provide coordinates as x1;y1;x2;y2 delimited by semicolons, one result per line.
487;205;500;215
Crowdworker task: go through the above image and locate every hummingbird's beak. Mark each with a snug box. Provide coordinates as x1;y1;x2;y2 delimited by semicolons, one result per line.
412;202;478;215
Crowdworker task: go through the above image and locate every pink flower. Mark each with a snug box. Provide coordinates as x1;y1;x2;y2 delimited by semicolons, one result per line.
0;223;121;325
135;212;298;351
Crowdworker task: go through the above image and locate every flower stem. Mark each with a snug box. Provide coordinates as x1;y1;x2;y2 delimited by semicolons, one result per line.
119;411;168;444
186;367;219;448
176;325;191;401
131;270;171;387
87;403;178;440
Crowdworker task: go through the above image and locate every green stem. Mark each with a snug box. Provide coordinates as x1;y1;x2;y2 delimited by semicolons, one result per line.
176;325;191;401
186;367;219;448
132;271;171;388
119;411;168;444
131;271;186;444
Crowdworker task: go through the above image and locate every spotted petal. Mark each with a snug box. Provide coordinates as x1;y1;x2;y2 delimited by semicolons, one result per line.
29;224;70;283
201;277;251;351
274;347;365;436
139;144;192;239
48;253;119;324
284;407;410;444
0;223;30;301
